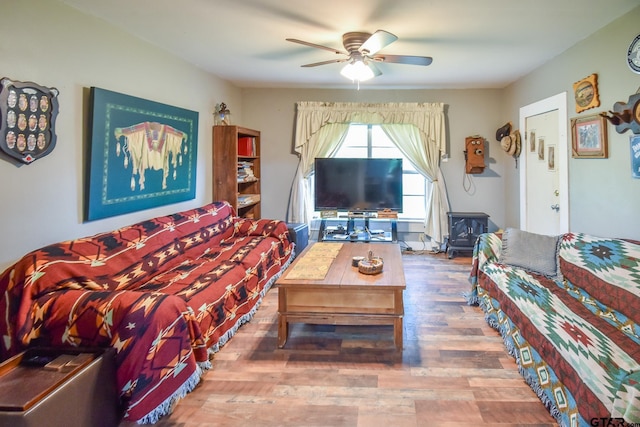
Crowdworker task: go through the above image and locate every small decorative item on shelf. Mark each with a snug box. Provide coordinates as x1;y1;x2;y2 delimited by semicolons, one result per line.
357;250;384;275
214;102;231;125
351;256;365;267
377;208;398;218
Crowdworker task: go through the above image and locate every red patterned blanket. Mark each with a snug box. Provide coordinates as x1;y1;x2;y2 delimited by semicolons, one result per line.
0;201;294;423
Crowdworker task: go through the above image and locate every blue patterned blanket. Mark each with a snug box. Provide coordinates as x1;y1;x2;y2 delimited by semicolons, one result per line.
468;232;640;426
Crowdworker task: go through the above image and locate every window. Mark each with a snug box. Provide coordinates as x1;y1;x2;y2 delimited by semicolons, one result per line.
328;124;429;220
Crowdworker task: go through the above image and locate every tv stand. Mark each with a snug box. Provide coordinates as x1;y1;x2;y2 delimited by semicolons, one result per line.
346;211;376;218
318;216;397;243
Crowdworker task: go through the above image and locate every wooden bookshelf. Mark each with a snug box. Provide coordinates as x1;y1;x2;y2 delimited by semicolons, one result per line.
212;125;261;219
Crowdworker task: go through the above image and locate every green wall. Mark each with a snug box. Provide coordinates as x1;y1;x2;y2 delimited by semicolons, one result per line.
504;6;640;239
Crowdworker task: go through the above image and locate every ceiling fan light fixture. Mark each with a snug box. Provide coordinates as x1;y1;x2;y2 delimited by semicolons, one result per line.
286;29;432;85
340;60;375;82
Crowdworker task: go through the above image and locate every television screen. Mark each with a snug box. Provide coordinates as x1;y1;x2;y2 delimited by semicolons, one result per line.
314;158;403;212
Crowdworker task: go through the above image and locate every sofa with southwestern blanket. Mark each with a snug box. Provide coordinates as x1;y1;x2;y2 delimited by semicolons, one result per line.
467;228;640;426
0;201;294;424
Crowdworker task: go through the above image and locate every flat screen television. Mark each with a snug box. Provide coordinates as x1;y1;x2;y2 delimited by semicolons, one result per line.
314;157;403;212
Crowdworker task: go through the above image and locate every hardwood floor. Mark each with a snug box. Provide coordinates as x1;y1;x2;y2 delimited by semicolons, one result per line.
148;251;557;426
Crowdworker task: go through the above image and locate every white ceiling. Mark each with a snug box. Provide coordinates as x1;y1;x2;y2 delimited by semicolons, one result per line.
60;0;639;90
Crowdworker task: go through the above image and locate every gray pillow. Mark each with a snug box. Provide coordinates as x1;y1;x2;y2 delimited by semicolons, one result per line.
499;228;563;280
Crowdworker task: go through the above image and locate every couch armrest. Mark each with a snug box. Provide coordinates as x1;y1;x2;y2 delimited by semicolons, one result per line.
22;289;205;358
231;217;291;244
467;232;502;304
22;288;206;423
471;232;502;275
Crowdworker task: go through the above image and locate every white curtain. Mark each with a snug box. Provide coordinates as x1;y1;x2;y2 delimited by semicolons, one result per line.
288;122;349;226
287;101;450;244
381;124;449;248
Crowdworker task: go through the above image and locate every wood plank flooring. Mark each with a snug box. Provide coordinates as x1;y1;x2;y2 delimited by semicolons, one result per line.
134;251;557;426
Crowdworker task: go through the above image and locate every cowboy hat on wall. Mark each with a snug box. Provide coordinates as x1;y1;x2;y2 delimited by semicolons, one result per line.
501;130;521;157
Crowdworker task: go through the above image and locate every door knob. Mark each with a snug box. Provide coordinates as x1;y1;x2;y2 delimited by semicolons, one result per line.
554;190;559;196
551;204;560;212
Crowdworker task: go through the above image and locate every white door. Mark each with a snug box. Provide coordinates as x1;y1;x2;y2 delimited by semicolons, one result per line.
519;93;569;235
525;110;560;233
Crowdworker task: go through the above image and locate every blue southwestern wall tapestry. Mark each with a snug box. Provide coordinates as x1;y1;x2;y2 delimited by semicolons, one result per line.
86;87;198;221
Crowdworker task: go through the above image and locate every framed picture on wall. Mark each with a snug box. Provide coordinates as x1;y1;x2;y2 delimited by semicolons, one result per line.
529;130;536;152
572;73;600;113
571;114;608;158
86;87;199;221
537;138;545;161
547;145;556;171
631;134;640;178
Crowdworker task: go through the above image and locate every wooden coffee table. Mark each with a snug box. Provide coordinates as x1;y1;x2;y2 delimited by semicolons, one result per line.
275;243;406;350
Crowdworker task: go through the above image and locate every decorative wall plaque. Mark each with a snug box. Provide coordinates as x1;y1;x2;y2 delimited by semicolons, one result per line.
572;73;600;114
0;78;59;166
600;92;640;135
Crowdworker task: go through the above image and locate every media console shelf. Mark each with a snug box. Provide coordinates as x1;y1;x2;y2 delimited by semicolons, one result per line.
318;215;397;243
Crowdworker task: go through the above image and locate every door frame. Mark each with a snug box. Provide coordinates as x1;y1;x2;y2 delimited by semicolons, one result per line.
518;92;569;233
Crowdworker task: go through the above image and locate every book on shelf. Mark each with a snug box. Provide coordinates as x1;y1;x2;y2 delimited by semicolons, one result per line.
238;137;256;157
238;175;257;183
237;161;256;182
237;194;260;207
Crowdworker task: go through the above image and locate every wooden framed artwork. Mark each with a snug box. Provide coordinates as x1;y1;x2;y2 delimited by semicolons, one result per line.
86;87;199;221
573;73;600;113
0;77;59;166
571;114;608;159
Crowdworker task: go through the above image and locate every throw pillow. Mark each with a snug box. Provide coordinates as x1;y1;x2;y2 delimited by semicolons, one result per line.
499;228;563;280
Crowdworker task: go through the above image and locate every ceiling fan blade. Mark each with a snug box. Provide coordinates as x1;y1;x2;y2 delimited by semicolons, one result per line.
372;54;433;66
359;30;397;55
301;59;348;67
368;62;383;77
285;38;346;55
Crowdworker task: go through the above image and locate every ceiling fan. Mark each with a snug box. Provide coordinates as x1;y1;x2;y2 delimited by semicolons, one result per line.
286;30;433;82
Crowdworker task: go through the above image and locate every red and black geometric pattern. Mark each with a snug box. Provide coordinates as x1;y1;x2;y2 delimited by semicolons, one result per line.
0;201;294;423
